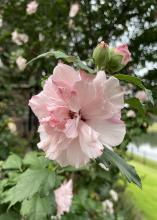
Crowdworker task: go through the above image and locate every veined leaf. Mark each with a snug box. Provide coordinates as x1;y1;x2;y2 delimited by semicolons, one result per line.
126;97;145;116
23;152;49;169
20;194;55;220
100;146;142;188
3;168;55;207
2;154;22;171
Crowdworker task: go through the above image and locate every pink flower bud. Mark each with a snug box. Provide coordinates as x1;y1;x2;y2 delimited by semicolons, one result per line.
115;44;131;65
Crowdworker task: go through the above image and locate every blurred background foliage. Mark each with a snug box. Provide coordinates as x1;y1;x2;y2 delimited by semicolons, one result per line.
0;0;157;219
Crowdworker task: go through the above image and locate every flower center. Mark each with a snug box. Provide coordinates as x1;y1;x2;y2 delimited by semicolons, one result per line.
69;110;86;122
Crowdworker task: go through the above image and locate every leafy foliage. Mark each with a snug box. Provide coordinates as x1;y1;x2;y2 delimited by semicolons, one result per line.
2;154;22;171
20;194;55;220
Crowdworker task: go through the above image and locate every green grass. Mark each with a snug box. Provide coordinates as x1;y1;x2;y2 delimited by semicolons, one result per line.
127;159;157;220
128;153;157;169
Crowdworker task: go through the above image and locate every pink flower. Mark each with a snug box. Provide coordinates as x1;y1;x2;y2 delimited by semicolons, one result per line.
26;1;38;15
54;180;73;218
69;3;80;18
12;31;29;45
16;56;27;71
135;90;147;102
29;64;126;168
127;110;136;118
115;44;131;65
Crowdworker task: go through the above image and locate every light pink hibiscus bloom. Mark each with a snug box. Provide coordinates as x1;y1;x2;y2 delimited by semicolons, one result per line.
29;63;125;168
54;179;73;218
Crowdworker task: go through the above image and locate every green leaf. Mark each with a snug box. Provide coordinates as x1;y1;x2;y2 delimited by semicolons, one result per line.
2;154;22;171
115;74;154;104
75;59;95;74
100;146;142;188
23;152;49;169
126;97;145;116
27;50;95;73
20;194;55;220
114;74;145;89
0;212;20;220
3;168;55;206
27;50;77;65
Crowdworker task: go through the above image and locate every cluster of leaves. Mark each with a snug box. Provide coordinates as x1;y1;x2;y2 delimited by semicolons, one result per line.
0;152;56;220
0;151;130;220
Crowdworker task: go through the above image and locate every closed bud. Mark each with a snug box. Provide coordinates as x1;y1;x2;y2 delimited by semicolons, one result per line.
106;45;131;73
92;41;109;70
93;42;131;73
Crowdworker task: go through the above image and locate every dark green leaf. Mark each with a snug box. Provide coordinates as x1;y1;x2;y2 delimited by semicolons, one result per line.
126;97;145;116
100;146;142;188
114;74;145;89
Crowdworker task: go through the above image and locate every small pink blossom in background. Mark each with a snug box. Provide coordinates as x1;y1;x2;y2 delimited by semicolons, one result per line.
69;3;80;18
29;64;126;168
38;33;45;42
16;56;27;71
0;16;3;28
68;19;75;29
135;90;147;102
115;44;131;65
12;30;29;45
109;189;118;202
127;110;136;118
54;180;73;218
102;200;114;215
26;1;38;15
8;121;17;134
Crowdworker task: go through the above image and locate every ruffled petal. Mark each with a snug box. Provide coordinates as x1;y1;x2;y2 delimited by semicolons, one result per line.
88;117;126;146
74;80;96;108
53;63;80;86
64;118;79;138
93;70;106;86
104;77;124;110
80;69;94;82
29;92;50;119
79;122;103;158
81;99;113;120
66;139;90;168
